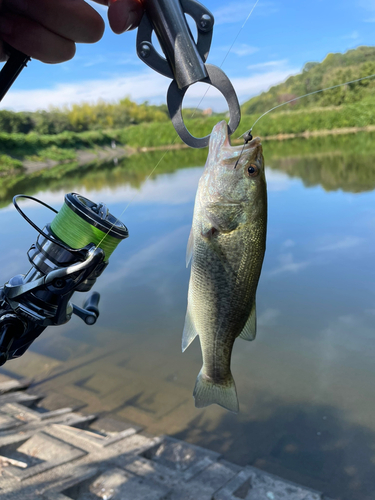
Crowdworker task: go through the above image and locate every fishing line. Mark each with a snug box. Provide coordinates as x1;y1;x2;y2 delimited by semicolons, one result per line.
242;72;375;138
190;0;260;118
50;193;127;261
230;72;375;168
95;0;262;251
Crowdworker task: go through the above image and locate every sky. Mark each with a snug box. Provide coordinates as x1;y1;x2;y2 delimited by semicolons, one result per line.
1;0;375;112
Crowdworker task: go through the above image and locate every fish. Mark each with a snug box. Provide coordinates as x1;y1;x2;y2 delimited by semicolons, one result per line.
183;120;267;413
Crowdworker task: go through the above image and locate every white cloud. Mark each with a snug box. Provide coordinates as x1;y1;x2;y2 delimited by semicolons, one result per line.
99;225;189;288
233;69;299;100
214;1;255;25
258;308;280;327
0;71;169;111
5;167;203;211
214;1;278;25
268;252;310;276
220;44;259;57
265;168;296;192
281;239;295;249
0;67;299;112
83;53;143;68
247;59;289;70
342;31;360;40
316;236;364;252
359;0;375;21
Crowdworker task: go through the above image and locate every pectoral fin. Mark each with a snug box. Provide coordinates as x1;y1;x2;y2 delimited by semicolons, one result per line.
205;203;244;233
182;306;198;352
239;301;257;341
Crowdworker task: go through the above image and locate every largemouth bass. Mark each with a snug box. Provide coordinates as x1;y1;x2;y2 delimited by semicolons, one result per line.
183;120;267;413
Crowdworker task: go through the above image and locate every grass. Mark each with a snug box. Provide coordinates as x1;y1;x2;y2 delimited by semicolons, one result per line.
1;97;375;173
0;154;23;173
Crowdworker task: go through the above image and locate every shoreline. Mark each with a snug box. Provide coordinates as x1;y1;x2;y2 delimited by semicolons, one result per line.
126;124;375;152
23;145;133;174
6;124;375;174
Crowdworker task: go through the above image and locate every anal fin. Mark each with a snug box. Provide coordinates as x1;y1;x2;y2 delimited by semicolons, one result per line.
182;307;198;352
239;301;257;341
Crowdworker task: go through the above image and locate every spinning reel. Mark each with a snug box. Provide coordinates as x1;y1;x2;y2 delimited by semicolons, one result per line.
0;193;128;366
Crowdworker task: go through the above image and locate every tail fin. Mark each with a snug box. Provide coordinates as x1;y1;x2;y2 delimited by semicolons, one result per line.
193;369;239;413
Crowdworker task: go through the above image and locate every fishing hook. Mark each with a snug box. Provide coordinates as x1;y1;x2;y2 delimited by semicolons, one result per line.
234;129;253;169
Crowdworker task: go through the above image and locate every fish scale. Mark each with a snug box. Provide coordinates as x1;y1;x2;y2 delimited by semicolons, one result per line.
183;120;267;413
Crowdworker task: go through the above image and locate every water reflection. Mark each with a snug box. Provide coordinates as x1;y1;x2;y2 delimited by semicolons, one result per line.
0;133;375;500
1;132;375;208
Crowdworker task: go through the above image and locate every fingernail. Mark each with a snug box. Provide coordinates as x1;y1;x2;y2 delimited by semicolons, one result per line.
0;17;13;35
124;10;138;32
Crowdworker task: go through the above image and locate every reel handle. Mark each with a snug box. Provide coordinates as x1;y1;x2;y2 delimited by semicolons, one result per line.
72;292;100;326
83;291;100;317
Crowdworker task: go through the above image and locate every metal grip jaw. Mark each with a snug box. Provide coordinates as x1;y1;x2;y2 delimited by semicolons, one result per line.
137;0;241;148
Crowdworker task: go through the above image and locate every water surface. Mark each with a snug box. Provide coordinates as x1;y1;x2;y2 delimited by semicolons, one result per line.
1;135;375;500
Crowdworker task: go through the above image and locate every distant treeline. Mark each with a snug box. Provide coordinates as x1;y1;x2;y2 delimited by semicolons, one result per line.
0;98;171;135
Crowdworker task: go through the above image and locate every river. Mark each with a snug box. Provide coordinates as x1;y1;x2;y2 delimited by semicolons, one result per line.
0;133;375;500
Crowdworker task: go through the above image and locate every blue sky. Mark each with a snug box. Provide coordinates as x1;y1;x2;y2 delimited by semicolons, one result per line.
1;0;375;112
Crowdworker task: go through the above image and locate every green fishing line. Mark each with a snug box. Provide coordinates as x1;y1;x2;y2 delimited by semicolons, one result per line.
50;196;126;261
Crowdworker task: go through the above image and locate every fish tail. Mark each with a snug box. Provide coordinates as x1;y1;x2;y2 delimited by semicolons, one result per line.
193;368;239;413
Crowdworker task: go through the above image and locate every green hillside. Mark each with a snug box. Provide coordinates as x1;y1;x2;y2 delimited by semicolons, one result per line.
242;46;375;115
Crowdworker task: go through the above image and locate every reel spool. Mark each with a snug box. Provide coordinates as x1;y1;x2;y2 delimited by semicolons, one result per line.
50;193;128;262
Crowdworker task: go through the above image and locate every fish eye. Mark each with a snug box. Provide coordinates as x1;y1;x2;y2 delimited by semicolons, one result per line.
246;163;259;177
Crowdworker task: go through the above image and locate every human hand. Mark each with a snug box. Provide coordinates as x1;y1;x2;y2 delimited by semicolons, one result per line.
93;0;143;35
0;0;105;63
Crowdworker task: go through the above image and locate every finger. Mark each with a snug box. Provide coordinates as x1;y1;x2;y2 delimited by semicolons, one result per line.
107;0;143;34
0;13;76;63
2;0;104;44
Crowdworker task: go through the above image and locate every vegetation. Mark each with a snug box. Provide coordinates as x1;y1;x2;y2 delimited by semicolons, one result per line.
0;98;170;136
1;94;375;172
0;45;374;174
265;131;375;193
0;154;23;173
242;45;375;115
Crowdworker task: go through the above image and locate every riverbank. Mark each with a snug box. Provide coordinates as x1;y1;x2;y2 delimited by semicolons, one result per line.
12;122;375;174
1;94;375;174
23;145;132;174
